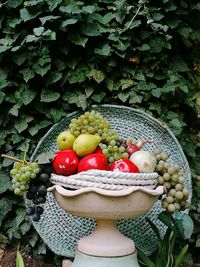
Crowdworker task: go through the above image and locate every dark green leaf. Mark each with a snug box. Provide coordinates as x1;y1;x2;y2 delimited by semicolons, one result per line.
48;0;62;11
29;120;51;136
81;23;101;37
82;5;96;14
102;13;114;24
20;68;35;83
0;197;13;224
61;19;78;27
20;89;37;105
20;8;41;21
120;79;134;90
20;221;31;235
35;151;55;164
0;91;5;104
91;92;106;103
118;92;129;102
0;170;12;194
87;69;105;83
39;15;60;25
7;0;23;8
15;116;33;133
70;34;88;47
95;44;111;56
137;44;150;51
41;89;60;102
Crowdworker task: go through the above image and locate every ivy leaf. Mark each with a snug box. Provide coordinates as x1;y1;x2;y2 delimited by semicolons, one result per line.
0;91;5;104
0;170;12;194
35;151;55;164
70;34;88;47
39;15;60;25
20;68;35;83
41;89;60;102
48;0;62;11
45;71;62;85
20;8;41;21
33;27;45;36
61;18;78;27
33;64;51;76
29;120;51;136
15;116;33;133
25;35;39;43
102;13;114;24
82;5;96;14
7;18;22;28
9;103;22;117
7;0;23;8
81;23;101;37
118;92;129;102
137;43;150;51
151;88;161;98
85;87;94;97
152;13;164;21
0;197;13;225
127;20;141;29
20;221;31;235
92;91;106;103
20;88;37;105
95;44;111;56
120;79;134;90
68;67;88;83
87;69;105;83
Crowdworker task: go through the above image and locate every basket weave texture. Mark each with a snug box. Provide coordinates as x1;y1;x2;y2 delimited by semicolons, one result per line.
30;105;192;257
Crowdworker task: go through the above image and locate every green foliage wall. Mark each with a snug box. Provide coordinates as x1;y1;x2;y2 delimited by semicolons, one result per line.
0;0;200;261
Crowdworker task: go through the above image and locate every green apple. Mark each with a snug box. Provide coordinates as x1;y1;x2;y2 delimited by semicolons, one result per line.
57;131;76;150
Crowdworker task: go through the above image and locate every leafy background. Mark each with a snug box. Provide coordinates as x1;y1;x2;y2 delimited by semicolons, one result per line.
0;0;200;264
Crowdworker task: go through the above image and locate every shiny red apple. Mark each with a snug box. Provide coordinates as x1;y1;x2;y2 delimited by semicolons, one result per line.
109;158;139;173
53;149;79;175
78;153;109;173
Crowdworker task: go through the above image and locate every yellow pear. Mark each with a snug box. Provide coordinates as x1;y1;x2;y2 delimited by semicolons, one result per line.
73;134;101;157
57;131;76;150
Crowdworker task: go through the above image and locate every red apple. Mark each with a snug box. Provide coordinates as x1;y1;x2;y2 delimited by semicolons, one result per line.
109;158;139;173
53;149;79;175
95;147;104;154
78;153;109;173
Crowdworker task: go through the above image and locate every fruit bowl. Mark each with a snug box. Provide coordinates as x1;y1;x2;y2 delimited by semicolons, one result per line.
29;105;192;257
48;184;164;257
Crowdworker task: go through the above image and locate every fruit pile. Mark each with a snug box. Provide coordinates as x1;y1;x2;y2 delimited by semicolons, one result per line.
54;111;157;175
4;110;190;222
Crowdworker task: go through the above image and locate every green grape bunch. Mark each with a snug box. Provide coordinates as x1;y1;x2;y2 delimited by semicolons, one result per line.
10;161;40;196
154;149;190;213
99;140;129;163
69;111;118;143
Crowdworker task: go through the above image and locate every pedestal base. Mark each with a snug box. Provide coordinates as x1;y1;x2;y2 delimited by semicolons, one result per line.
78;220;135;256
71;250;140;267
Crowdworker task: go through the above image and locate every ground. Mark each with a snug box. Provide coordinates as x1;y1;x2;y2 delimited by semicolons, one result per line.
0;248;54;267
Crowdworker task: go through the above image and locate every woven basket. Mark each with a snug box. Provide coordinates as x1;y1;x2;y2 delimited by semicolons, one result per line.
29;105;192;257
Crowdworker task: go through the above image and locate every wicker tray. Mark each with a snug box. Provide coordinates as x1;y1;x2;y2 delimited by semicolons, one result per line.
29;105;192;257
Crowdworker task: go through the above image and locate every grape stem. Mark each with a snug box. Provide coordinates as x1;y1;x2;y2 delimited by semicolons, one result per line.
1;154;27;164
136;139;153;148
